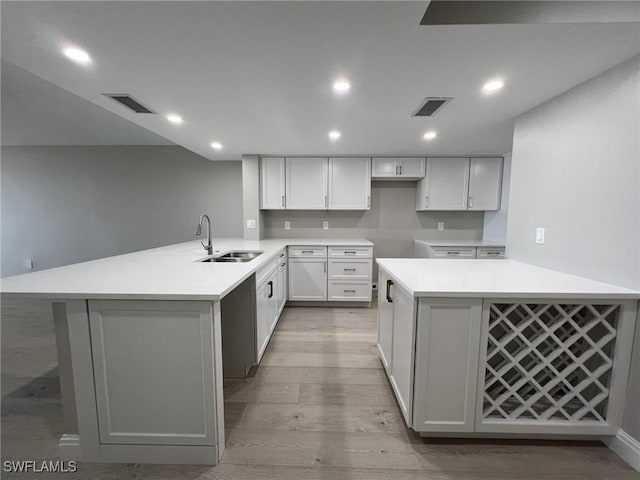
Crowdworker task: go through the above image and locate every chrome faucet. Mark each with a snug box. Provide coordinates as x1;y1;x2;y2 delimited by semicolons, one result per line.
195;214;213;255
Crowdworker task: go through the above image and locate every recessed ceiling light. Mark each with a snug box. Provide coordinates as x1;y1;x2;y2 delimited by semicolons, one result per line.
423;130;437;141
63;47;91;65
166;114;183;125
482;78;504;93
329;130;341;141
210;142;223;150
333;79;351;94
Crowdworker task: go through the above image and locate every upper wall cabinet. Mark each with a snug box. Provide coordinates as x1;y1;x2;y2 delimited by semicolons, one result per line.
285;157;328;210
416;157;503;211
468;157;503;211
417;157;470;210
260;157;286;210
372;157;425;180
328;157;371;210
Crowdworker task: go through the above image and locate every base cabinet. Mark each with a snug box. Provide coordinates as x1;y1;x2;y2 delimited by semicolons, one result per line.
288;258;327;301
413;298;481;433
88;300;218;446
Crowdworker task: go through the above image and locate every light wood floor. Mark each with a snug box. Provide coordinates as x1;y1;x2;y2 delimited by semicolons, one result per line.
2;296;639;479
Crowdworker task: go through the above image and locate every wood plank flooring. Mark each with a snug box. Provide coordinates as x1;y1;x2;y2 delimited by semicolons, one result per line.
2;296;639;479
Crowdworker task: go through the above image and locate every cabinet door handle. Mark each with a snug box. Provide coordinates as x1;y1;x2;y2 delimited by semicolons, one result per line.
468;196;473;208
367;195;370;208
324;261;327;273
386;279;394;303
282;195;285;207
399;165;402;175
425;195;429;207
325;195;328;208
395;165;399;175
268;280;273;298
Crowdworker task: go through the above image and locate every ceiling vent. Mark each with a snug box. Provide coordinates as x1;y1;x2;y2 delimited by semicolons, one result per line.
413;97;452;117
103;94;155;114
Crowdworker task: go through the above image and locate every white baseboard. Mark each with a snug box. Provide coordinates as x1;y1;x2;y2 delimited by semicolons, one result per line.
605;429;640;472
58;434;81;460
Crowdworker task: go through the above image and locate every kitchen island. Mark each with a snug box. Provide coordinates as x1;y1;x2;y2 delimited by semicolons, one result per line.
376;258;639;439
0;238;372;465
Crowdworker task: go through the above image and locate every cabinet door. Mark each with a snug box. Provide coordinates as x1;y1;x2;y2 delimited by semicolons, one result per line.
277;259;287;314
288;258;327;301
423;158;470;210
256;282;270;361
377;270;394;373
260;157;286;210
267;270;280;333
88;300;216;446
390;284;416;426
285;157;328;209
397;158;425;179
413;298;482;433
371;158;398;178
328;157;371;210
468;157;503;211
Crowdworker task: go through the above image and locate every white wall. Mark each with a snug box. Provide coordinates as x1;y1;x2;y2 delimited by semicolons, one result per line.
507;56;640;442
507;56;640;290
483;153;511;243
1;146;243;277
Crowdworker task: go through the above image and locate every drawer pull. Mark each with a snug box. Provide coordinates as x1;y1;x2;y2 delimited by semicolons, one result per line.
447;251;461;255
301;250;314;254
280;263;286;267
343;289;356;293
486;252;501;256
386;279;394;303
343;268;356;272
344;251;357;255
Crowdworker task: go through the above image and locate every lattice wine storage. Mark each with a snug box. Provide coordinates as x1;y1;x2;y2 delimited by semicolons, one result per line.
479;302;625;432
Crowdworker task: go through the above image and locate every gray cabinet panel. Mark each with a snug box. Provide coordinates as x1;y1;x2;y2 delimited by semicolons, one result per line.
468;157;503;211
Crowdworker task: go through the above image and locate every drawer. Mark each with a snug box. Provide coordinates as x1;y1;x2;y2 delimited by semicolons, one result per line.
288;246;327;258
256;258;278;287
328;246;373;258
328;259;372;280
476;246;505;259
431;247;476;259
328;281;371;302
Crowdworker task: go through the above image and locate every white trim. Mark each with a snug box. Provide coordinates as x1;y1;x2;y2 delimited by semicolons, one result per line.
605;429;640;472
58;434;81;460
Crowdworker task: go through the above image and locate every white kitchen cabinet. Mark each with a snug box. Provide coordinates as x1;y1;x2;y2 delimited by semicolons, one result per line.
377;271;394;373
285;157;328;210
260;157;286;210
288;257;327;301
413;298;482;433
468;157;503;211
256;277;270;360
328;157;371;210
372;157;425;180
417;157;469;210
88;300;217;446
276;250;287;315
389;283;416;426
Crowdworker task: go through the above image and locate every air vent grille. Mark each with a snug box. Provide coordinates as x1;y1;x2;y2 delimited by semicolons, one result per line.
104;94;155;114
413;97;452;117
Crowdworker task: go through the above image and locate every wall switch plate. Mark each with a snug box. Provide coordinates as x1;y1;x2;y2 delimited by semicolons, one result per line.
246;219;256;229
284;221;291;230
437;222;445;231
536;227;545;244
26;259;34;269
323;221;329;230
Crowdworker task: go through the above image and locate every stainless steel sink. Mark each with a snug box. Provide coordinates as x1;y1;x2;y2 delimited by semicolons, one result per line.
199;251;263;263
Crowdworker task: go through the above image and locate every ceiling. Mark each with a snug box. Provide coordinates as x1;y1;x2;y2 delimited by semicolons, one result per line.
1;60;173;146
1;1;638;160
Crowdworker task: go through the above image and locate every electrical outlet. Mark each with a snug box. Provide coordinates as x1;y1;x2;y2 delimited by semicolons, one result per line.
246;219;256;229
437;222;445;231
26;259;34;269
323;221;329;230
284;221;291;230
536;227;545;244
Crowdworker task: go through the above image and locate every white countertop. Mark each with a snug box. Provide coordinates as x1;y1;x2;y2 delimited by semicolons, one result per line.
0;238;372;301
414;239;505;248
377;258;640;299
